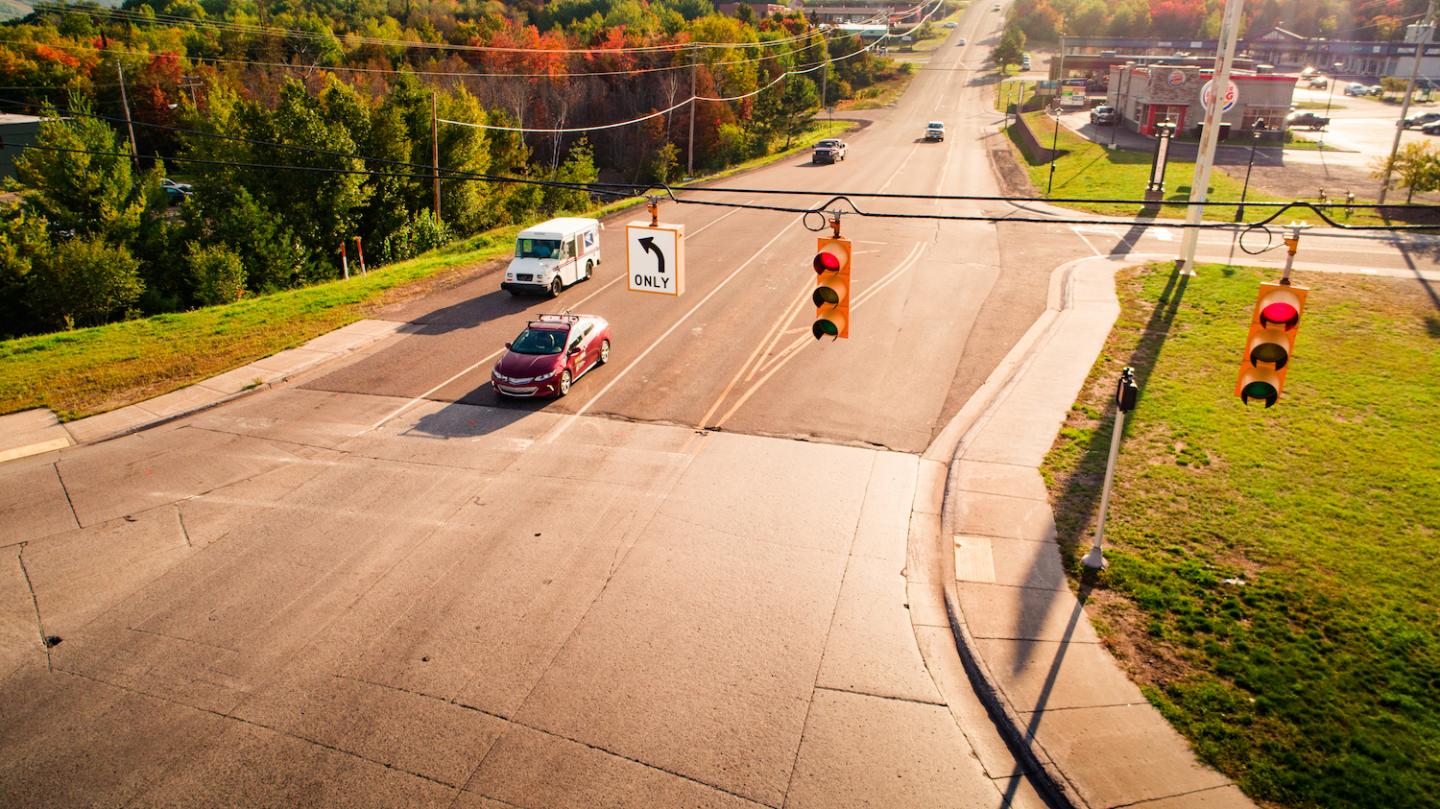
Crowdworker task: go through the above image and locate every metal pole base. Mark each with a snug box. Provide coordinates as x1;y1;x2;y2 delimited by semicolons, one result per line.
1082;546;1108;570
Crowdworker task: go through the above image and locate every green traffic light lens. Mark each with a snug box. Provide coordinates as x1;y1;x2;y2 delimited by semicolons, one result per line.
813;252;842;274
1241;379;1278;406
812;319;839;340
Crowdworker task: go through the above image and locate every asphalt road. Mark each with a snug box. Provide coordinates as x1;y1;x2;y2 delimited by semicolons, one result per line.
0;4;1071;809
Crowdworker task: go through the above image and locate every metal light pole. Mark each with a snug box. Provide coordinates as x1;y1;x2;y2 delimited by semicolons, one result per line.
1176;0;1245;276
1319;61;1343;151
1381;1;1438;203
1145;120;1175;201
1083;367;1139;571
1235;118;1266;222
1047;101;1062;194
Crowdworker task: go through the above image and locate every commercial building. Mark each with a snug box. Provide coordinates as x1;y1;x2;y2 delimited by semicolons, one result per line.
0;114;43;180
1106;64;1298;136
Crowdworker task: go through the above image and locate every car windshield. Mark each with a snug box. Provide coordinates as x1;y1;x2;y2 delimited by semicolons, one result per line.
516;238;562;259
818;140;839;147
510;327;566;355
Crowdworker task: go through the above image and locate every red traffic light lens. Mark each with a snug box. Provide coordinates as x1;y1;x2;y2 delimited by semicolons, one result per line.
1260;301;1300;329
813;251;842;274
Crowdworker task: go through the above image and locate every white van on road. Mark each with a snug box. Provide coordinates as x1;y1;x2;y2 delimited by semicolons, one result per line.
502;217;602;296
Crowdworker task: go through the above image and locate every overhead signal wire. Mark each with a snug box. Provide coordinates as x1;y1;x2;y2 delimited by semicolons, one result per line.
5;140;1433;233
5;23;868;81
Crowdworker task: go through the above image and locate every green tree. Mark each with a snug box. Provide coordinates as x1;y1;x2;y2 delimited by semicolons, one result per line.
9;96;162;247
544;137;597;213
0;206;51;338
777;75;819;148
1373;141;1440;203
993;24;1026;71
26;237;143;329
187;243;247;306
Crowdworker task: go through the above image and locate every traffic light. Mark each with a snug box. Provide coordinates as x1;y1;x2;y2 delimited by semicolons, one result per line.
813;237;851;340
1235;280;1308;407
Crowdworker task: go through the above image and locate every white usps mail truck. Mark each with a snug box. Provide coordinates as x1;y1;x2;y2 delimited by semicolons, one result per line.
502;217;602;297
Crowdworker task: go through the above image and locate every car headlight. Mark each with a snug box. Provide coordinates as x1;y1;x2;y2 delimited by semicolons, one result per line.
535;368;561;381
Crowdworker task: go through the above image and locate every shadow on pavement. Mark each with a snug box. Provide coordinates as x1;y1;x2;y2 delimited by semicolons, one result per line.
405;287;556;335
408;387;552;439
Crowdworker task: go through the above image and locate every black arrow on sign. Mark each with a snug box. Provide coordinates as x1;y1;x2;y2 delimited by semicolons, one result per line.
638;236;666;275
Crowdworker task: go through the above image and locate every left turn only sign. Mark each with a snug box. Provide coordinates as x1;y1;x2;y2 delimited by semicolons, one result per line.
626;221;685;296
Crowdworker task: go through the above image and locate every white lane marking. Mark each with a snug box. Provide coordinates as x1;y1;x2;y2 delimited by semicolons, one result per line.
1069;225;1105;258
713;241;927;428
539;210;814;444
364;203;753;433
695;274;813;429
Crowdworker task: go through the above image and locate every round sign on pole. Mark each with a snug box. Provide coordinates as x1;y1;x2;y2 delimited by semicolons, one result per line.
1168;70;1187;87
1200;79;1239;113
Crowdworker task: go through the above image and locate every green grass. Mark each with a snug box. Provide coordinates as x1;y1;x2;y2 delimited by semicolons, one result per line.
1009;110;1390;227
1041;262;1440;809
840;66;917;110
994;79;1038;114
1292;101;1345;110
0;119;857;421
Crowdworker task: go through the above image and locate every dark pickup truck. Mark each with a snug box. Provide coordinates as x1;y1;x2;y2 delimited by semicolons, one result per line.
1285;111;1329;130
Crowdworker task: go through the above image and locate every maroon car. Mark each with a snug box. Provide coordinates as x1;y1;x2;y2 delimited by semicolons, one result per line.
492;314;612;397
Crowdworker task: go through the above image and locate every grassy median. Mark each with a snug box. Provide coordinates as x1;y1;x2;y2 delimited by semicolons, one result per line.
1042;262;1440;808
0;121;857;421
1009;110;1388;227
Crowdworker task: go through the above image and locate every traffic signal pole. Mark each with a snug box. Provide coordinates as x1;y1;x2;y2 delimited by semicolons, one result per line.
1176;0;1244;276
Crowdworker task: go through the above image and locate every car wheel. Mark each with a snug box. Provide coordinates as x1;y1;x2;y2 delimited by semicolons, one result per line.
598;339;610;365
549;276;563;297
557;370;572;396
585;259;594;281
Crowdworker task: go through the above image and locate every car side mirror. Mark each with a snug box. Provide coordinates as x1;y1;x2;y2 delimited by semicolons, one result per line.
568;345;582;355
504;342;511;349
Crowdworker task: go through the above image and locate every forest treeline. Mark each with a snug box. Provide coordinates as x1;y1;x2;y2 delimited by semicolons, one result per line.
1007;0;1430;42
0;0;929;337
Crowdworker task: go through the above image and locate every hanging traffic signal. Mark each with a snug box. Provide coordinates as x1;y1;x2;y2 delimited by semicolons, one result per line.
1235;280;1308;407
813;237;851;339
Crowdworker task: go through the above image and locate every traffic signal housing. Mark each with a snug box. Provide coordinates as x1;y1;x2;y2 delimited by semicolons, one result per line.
1235;281;1308;407
813;237;851;340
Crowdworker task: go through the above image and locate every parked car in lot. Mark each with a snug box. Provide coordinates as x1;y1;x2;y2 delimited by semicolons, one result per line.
1343;82;1369;96
160;178;192;204
1421;120;1440;135
492;314;611;398
812;138;847;164
1307;76;1328;89
1285;111;1330;130
1404;111;1440;128
944;21;958;28
1367;85;1384;96
1089;105;1118;125
925;121;945;141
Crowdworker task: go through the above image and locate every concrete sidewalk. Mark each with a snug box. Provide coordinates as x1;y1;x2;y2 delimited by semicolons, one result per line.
0;319;409;464
923;256;1257;808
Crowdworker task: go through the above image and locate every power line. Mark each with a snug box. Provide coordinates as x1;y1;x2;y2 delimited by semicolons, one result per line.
6;141;1434;232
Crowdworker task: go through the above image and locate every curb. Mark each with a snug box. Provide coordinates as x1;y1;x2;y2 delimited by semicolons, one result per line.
911;261;1084;809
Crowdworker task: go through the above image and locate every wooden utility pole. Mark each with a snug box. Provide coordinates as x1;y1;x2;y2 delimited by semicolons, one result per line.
116;61;140;174
1380;0;1438;204
431;91;442;222
687;55;697;179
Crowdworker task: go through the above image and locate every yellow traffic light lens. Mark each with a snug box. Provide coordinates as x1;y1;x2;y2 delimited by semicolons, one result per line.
1249;342;1289;369
813;251;842;274
814;287;840;305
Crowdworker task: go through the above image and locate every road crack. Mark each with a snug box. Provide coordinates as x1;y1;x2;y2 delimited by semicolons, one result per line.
15;543;54;671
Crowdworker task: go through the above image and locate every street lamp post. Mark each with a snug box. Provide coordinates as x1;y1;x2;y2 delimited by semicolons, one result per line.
1047;101;1062;194
1319;61;1343;150
1235;118;1266;222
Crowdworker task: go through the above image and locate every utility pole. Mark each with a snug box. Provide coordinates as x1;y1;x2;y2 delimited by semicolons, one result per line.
115;60;140;174
1176;0;1244;276
1380;0;1438;204
431;91;441;223
687;54;697;179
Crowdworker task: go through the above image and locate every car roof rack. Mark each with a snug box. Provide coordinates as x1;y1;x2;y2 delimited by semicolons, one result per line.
530;313;581;327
